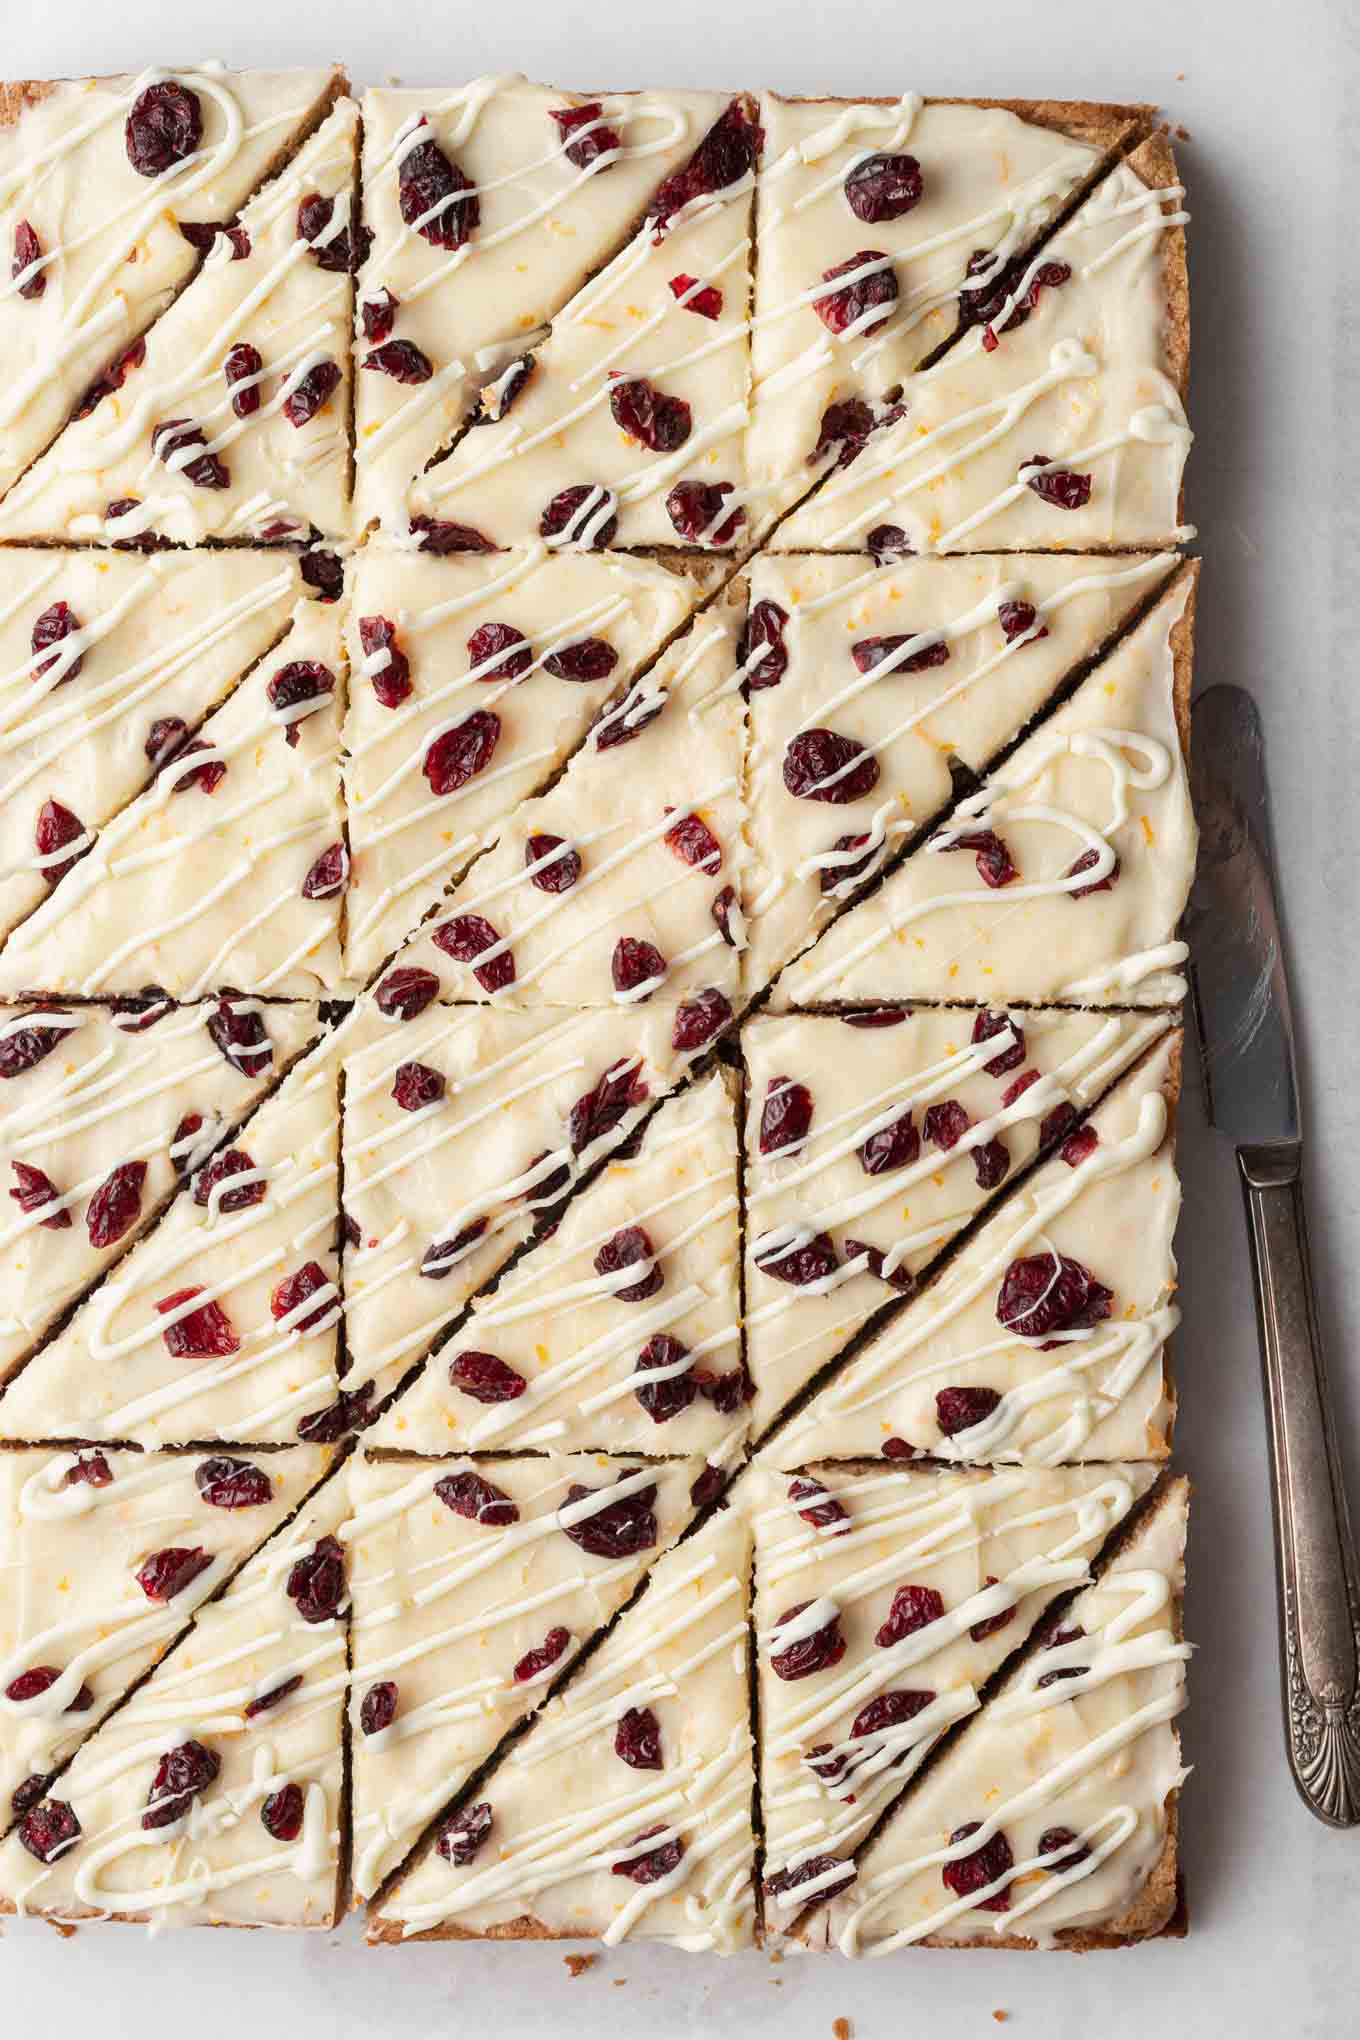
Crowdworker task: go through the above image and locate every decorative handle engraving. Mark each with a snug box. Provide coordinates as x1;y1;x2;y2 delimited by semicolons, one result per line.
1240;1140;1360;1826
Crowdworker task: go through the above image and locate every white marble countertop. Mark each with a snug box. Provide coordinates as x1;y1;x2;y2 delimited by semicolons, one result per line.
4;0;1358;2030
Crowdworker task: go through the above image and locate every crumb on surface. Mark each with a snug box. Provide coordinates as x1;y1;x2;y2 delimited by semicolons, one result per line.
833;2021;853;2040
564;1954;596;1979
993;2014;1011;2026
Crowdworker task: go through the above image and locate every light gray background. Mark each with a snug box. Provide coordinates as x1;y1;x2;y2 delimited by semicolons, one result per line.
4;0;1357;2032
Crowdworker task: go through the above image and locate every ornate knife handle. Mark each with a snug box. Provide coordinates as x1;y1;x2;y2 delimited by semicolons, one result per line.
1240;1139;1360;1825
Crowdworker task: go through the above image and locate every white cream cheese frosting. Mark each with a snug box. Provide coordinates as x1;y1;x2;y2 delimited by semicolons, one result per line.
0;65;344;502
372;1070;744;1458
0;547;300;945
0;997;315;1378
0;595;347;998
742;1006;1172;1435
777;565;1196;1009
343;1448;704;1900
374;1504;754;1949
0;98;360;546
768;1032;1181;1468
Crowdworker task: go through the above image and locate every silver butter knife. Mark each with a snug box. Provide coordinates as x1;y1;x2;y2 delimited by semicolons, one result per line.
1188;682;1360;1825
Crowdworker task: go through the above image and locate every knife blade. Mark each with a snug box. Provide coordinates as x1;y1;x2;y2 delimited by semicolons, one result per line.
1187;682;1360;1827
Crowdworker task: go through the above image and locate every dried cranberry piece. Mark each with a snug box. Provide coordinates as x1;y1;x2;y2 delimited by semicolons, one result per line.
649;100;760;232
296;191;367;273
1066;846;1120;897
665;479;744;546
759;1077;814;1157
370;966;438;1023
5;1666;92;1710
33;798;86;885
140;723;189;788
1003;1070;1043;1111
1061;1124;1099;1168
595;1225;663;1302
814;250;897;336
270;1262;334;1334
224;341;263;417
844;151;923;222
420;1216;488;1278
632;1335;698;1424
410;515;494;555
875;1582;945;1648
937;1385;1002;1438
31;600;84;682
771;1600;846;1681
560;1477;657;1559
842;1009;906;1028
75;339;147;421
157;1286;240;1358
467;621;533;682
923;1100;970;1152
614;1705;663;1770
671;988;732;1054
568;1059;647;1153
764;1853;856;1901
842;1238;909;1291
0;1009;69;1080
361;288;399;343
883;1435;918;1460
810;396;874;470
126;81;202;177
206;998;271;1075
12;219;45;298
852;630;949;678
550;102;621;170
940;826;1018;888
268;659;334;745
20;1797;81;1863
959;248;1029;329
1021;453;1092;511
852;1688;934;1742
168;737;226;795
610;376;692;452
357;614;411;709
862;527;911;571
593;684;662;752
257;1782;304;1841
365;338;433;383
433;912;515;993
193;1147;265;1215
340;1212;362;1251
136;1546;211;1602
12;1774;50;1816
283;358;341;428
286;1536;346;1624
297;1381;376;1444
194;1456;272;1510
942;1823;1013;1910
663;811;722;871
438;1800;494;1864
540;482;618;548
858;1109;919;1176
711;885;741;947
449;1349;527;1403
391;1060;446;1114
788;1476;850;1536
435;1470;519;1528
961;1575;1013;1644
66;1451;113;1488
424;710;500;794
111;988;170;1031
971;1010;1025;1077
783;727;879;804
85;1159;147;1247
742;598;789;691
612;1826;685;1883
399;124;479;248
301;841;347;901
544;636;617;683
526;832;581;893
152;417;229;490
244;1674;302;1720
690;1463;728;1510
360;1682;398;1736
612;936;668;1000
300;548;343;603
1038;1825;1091;1869
998;598;1048;645
669;271;723;318
513;1625;570;1684
973;1135;1010;1189
9;1161;71;1230
996;1254;1113;1342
